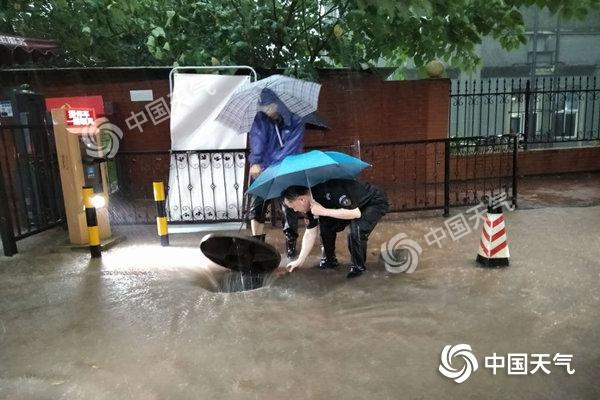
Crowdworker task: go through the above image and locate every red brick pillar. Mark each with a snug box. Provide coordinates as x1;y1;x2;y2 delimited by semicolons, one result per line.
423;79;450;195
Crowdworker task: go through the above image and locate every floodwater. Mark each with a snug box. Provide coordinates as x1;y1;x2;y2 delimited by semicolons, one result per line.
0;206;599;399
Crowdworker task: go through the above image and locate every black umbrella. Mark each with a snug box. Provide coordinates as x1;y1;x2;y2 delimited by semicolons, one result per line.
304;111;330;131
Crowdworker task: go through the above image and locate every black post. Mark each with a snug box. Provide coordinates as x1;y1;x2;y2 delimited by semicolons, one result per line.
0;160;18;256
443;139;450;217
523;80;531;150
512;134;518;209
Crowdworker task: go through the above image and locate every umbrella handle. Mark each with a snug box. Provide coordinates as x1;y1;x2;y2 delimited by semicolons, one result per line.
238;168;254;234
275;124;284;148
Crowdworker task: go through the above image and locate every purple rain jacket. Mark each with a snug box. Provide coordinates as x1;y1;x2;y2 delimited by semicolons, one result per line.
248;88;305;169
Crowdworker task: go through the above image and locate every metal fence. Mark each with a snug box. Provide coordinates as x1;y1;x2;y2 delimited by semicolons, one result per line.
109;144;359;225
360;135;516;213
109;136;517;225
109;149;247;224
450;76;600;146
0;124;65;255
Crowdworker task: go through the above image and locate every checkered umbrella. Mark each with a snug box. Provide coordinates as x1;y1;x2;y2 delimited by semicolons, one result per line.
215;74;321;134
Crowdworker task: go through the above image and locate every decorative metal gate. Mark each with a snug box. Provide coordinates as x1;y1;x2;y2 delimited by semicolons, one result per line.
0;123;65;255
109;150;247;225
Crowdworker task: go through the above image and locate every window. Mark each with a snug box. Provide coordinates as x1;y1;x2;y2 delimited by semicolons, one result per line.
553;93;579;139
553;112;577;138
510;112;538;137
509;114;523;134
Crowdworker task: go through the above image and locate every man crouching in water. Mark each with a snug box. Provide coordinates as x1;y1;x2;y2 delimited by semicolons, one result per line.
281;179;389;278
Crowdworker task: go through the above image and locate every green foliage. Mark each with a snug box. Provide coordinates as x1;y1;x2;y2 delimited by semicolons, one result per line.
1;0;599;76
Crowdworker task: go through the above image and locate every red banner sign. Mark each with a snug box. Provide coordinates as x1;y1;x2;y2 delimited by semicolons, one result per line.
64;108;96;126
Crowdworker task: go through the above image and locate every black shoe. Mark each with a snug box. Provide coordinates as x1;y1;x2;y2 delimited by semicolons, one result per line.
346;265;366;278
286;239;297;260
318;256;339;269
252;234;266;242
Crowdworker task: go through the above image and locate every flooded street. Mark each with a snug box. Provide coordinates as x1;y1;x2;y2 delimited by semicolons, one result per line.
1;206;599;399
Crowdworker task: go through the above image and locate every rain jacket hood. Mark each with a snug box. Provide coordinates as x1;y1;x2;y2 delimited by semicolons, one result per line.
248;89;305;168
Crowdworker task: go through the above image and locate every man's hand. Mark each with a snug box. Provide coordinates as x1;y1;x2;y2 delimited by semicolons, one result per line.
286;258;304;272
309;199;329;217
250;164;262;178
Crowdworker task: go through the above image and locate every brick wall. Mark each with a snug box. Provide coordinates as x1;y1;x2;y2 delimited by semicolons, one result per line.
1;68;172;152
418;147;600;183
1;68;449;152
517;147;600;176
1;68;452;211
447;146;600;181
450;153;514;181
305;71;449;147
2;68;598;214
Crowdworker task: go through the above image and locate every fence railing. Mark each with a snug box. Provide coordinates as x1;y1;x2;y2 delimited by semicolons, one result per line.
450;76;600;146
109;144;359;225
109;136;517;225
0;124;65;255
359;135;516;213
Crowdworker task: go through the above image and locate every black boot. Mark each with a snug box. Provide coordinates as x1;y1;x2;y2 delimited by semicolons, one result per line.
346;265;366;278
318;255;339;269
252;234;266;242
286;238;297;260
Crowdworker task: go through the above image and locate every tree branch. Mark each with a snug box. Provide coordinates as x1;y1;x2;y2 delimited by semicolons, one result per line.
300;0;315;61
310;0;351;63
287;3;341;55
229;0;246;27
272;0;299;68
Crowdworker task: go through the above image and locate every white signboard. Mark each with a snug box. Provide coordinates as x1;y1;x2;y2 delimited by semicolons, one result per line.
130;90;154;102
167;73;250;222
0;101;14;117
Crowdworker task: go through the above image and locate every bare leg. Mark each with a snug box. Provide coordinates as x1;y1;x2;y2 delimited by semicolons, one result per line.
248;193;266;236
251;220;264;236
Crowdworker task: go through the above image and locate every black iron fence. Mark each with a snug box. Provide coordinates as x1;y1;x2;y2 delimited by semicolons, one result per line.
0;124;64;255
109;136;517;225
450;76;600;146
109;144;359;225
0;126;517;244
360;135;516;213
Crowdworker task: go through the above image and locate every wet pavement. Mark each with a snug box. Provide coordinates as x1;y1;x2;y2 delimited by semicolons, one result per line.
518;171;600;209
0;204;599;399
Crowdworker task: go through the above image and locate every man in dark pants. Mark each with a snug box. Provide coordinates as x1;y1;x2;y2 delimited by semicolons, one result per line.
281;179;389;278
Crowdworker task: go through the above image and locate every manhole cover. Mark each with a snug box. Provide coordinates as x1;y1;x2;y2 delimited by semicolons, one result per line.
200;234;281;292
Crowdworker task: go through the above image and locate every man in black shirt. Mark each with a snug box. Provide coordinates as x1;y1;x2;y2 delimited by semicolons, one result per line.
281;179;389;278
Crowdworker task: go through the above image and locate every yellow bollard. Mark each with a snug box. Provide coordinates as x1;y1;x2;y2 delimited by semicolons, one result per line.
82;186;101;258
153;181;169;246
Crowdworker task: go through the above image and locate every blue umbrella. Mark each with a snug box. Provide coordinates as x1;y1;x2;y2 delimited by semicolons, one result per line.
247;150;370;199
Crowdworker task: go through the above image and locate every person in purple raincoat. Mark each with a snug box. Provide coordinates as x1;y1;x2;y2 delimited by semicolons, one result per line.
247;88;304;259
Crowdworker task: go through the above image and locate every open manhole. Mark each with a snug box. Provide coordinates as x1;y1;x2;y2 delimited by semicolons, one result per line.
199;234;281;292
214;272;270;292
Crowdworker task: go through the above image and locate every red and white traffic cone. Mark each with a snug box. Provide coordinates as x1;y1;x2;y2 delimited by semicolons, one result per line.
476;206;510;267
